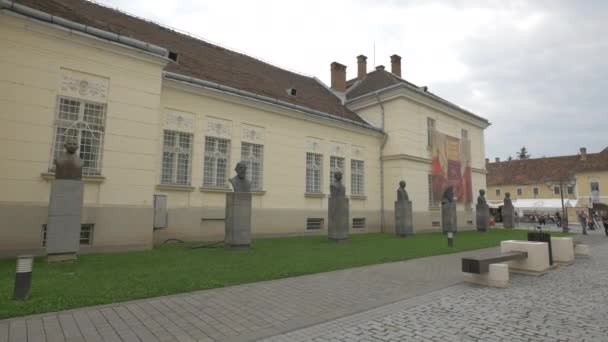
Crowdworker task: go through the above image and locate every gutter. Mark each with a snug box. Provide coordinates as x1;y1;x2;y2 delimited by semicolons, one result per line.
375;92;388;233
0;0;168;58
164;71;384;134
347;82;490;126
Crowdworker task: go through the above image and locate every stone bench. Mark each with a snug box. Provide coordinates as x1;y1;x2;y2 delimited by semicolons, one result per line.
574;243;591;257
551;237;574;265
500;240;550;275
462;252;527;288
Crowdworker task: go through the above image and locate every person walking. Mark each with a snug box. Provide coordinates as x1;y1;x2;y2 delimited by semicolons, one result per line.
578;211;588;235
555;211;562;228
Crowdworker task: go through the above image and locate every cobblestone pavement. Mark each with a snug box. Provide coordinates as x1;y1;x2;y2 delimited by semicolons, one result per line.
265;235;608;342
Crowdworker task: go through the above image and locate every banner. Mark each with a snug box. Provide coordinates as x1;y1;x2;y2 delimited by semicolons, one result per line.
431;131;472;205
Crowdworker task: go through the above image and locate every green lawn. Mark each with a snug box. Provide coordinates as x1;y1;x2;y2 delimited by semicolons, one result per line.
0;229;563;319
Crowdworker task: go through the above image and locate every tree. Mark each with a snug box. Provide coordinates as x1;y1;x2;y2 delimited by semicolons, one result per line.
516;147;531;160
507;156;513;161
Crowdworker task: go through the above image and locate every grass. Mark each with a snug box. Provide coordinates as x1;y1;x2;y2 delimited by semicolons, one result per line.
0;229;565;319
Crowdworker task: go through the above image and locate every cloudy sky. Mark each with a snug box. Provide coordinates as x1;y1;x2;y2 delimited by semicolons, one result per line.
98;0;607;160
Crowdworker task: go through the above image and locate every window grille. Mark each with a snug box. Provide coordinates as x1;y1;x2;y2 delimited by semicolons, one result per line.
51;97;106;176
241;142;264;191
306;218;324;230
203;136;230;188
427;118;435;147
351;159;365;195
329;156;344;188
306;153;322;193
352;218;366;229
161;130;193;185
41;224;94;246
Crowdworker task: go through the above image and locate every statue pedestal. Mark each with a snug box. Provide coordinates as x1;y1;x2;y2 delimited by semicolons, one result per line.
476;203;490;232
442;201;457;234
395;200;413;237
46;179;84;262
502;205;515;228
328;197;349;242
225;192;252;249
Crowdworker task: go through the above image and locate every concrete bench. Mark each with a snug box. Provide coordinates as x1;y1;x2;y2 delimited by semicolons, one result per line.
551;237;574;265
574;243;591;257
500;240;550;275
462;252;527;288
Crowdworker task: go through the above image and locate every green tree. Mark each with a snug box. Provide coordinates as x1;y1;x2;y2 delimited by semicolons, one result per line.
507;156;513;161
516;147;531;160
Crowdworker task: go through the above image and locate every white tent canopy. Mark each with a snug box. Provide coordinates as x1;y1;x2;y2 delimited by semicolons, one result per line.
511;199;576;209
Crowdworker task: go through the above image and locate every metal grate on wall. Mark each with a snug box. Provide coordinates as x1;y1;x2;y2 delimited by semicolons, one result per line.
306;218;324;230
41;224;94;246
352;218;366;229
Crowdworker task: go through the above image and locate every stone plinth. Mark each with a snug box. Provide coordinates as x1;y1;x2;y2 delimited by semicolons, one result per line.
502;205;515;228
328;197;349;242
46;179;84;261
476;203;489;232
574;244;591;257
442;201;457;234
551;237;574;264
225;192;252;249
463;263;509;288
395;200;413;237
500;240;549;275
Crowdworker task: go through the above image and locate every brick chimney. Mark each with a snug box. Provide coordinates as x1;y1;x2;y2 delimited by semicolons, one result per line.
580;147;587;161
390;54;401;77
330;62;347;92
495;157;500;162
375;65;385;71
357;55;367;80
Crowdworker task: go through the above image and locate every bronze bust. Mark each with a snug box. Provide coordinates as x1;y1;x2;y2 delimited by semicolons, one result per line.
397;180;409;202
330;171;346;198
504;192;512;207
477;189;487;206
442;186;454;205
54;137;82;180
229;162;251;192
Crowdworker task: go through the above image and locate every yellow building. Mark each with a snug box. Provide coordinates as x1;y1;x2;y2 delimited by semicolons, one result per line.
486;148;608;221
0;0;489;256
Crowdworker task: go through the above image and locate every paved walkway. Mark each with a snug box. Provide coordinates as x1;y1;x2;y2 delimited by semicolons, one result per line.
1;233;606;342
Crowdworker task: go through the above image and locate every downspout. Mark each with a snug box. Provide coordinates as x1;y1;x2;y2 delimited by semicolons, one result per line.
375;92;388;233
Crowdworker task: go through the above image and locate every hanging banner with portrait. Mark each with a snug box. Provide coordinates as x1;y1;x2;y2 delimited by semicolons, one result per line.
430;131;472;205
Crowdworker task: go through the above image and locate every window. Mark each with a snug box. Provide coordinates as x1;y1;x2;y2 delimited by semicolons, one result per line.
516;188;522;196
533;187;539;197
461;129;468;140
329;156;345;187
351;160;364;195
554;186;560;195
427;118;435;147
306;218;324;230
241;142;264;191
306;153;322;193
495;189;501;197
42;224;94;246
51;97;106;175
161;130;193;185
352;218;366;229
591;182;600;192
428;174;437;207
567;186;574;195
203;137;230;188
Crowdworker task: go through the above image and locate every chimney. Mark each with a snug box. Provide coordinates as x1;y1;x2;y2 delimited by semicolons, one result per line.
357;55;367;80
495;157;500;162
375;65;385;71
485;158;489;164
330;62;347;92
390;54;401;77
580;147;587;161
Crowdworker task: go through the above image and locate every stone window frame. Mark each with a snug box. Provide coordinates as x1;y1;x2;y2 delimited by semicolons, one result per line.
241;142;264;191
351;159;365;195
306;152;323;193
49;96;107;176
203;136;231;188
161;130;193;186
329;156;345;191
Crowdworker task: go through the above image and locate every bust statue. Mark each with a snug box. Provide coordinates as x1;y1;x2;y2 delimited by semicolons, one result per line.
397;180;409;202
477;189;487;206
54;137;82;180
229;162;251;192
330;171;346;198
442;186;454;204
504;192;512;207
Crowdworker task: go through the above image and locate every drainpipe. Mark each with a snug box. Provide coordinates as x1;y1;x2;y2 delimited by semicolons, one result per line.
375;92;388;233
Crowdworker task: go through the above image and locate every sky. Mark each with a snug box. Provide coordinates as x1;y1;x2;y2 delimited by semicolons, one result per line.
97;0;608;160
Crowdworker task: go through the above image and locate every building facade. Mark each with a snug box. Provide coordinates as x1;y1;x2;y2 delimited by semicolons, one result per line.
0;0;489;257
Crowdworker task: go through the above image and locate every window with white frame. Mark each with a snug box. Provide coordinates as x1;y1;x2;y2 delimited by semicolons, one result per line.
161;130;193;185
51;97;106;175
427;118;435;147
351;159;364;195
241;142;264;191
306;152;322;193
203;136;230;188
329;156;345;187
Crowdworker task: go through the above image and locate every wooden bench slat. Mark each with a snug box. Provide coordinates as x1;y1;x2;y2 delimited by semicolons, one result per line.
462;252;528;274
